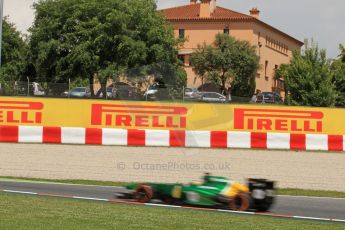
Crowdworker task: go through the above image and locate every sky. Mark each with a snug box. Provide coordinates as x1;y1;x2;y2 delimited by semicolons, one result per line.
2;0;345;58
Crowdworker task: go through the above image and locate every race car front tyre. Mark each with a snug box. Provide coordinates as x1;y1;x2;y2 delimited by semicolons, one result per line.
162;196;179;205
229;193;250;211
134;185;153;203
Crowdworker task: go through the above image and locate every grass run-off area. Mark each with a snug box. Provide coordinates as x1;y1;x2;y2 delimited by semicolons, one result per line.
1;176;345;199
0;193;344;230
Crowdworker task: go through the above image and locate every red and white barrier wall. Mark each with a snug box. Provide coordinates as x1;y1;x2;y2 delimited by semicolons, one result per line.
0;126;343;151
0;97;345;152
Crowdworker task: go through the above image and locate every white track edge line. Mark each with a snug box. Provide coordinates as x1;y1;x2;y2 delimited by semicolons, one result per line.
333;219;345;223
3;189;38;195
217;209;254;215
73;196;109;201
144;203;181;208
293;216;332;221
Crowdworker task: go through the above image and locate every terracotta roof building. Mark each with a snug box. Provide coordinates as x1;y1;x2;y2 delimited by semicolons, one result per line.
160;0;304;95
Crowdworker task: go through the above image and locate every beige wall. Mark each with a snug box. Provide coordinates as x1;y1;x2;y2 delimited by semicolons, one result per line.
1;144;344;192
251;23;301;93
174;21;253;51
170;20;302;94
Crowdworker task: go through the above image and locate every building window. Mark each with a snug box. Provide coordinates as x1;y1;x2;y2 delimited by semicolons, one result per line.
178;55;184;64
265;60;269;81
224;27;230;35
278;79;285;89
187;55;192;66
179;29;185;39
274;65;279;88
258;32;262;48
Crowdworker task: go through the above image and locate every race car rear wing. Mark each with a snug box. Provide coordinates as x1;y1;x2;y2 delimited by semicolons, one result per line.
248;178;275;192
247;178;275;211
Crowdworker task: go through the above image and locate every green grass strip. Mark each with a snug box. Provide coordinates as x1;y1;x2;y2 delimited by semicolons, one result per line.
0;176;128;187
0;193;344;230
278;188;345;198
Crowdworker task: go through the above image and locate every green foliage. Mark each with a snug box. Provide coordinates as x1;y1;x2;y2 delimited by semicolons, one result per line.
331;61;345;107
0;17;27;83
332;44;345;107
338;44;345;62
276;40;337;107
28;0;184;96
147;63;187;99
190;34;260;97
70;78;89;89
274;63;288;81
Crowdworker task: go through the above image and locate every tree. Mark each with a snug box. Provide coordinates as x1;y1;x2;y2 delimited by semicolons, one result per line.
331;45;345;107
190;34;260;97
28;0;185;97
274;63;289;96
332;61;345;107
338;44;345;62
0;17;27;88
275;40;337;107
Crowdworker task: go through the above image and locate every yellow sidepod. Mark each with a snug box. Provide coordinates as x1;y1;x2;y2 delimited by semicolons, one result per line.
224;182;250;197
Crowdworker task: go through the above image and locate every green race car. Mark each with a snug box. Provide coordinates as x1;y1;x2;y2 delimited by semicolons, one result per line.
120;174;275;212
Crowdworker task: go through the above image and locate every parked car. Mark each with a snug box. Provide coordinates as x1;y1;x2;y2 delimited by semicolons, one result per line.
96;82;140;100
116;85;141;100
144;83;159;99
67;87;91;98
199;92;228;103
144;83;171;101
97;87;116;98
184;88;201;99
256;92;283;103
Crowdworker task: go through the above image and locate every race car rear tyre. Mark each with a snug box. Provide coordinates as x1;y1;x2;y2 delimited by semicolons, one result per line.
230;193;250;211
255;203;271;212
134;185;153;203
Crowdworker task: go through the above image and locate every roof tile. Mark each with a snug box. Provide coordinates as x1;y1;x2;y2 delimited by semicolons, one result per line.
160;4;253;20
160;3;304;45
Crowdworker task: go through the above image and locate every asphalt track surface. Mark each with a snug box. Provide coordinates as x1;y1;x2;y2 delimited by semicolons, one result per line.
0;181;344;221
